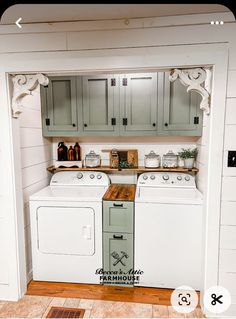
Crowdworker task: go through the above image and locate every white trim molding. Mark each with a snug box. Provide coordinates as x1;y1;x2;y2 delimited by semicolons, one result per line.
11;73;49;118
169;68;211;115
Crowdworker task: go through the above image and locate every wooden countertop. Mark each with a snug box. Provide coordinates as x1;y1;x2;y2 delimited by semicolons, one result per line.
103;184;136;202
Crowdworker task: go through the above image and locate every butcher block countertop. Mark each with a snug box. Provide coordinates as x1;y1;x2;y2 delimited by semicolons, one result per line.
103;184;136;202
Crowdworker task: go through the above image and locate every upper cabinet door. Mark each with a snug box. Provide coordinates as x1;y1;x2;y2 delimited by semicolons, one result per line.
161;72;202;135
45;76;78;132
120;73;159;135
82;75;119;134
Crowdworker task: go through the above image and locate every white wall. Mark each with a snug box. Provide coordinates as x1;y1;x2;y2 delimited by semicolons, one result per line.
218;71;236;316
19;86;53;281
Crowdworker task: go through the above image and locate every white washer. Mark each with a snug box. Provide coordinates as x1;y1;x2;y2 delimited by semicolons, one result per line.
135;172;203;290
30;171;110;284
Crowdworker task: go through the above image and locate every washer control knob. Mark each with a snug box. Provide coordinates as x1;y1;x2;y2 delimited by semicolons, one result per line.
97;174;102;179
185;175;191;181
77;173;83;179
177;175;182;181
150;175;155;180
90;174;95;179
143;175;148;180
163;174;169;181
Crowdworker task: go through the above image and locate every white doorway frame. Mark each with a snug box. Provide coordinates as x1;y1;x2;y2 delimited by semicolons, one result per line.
0;43;228;307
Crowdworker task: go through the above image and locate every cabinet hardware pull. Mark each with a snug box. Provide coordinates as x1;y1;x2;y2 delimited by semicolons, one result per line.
122;78;128;86
152;123;156;127
113;203;123;207
111;118;116;126
194;116;199;124
45;118;50;126
111;78;116;86
84;123;88;127
164;123;168;127
72;123;76;127
123;118;128;126
113;235;124;239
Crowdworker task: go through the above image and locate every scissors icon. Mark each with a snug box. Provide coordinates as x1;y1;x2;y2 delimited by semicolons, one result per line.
211;293;223;305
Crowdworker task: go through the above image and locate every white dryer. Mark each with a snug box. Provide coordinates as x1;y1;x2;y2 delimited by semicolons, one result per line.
30;171;110;284
135;172;203;290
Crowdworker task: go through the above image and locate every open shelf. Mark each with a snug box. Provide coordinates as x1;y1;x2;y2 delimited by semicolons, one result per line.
47;165;199;173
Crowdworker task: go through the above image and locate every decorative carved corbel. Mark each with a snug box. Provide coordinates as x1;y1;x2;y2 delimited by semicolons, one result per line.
169;68;211;115
11;73;49;118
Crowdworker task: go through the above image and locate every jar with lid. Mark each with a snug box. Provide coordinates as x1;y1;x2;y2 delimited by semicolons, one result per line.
144;150;160;168
162;150;178;168
110;149;119;168
85;150;101;167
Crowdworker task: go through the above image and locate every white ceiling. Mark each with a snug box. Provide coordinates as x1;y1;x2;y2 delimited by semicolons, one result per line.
0;4;230;24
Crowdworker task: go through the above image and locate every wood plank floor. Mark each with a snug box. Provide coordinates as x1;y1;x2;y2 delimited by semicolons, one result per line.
27;281;200;306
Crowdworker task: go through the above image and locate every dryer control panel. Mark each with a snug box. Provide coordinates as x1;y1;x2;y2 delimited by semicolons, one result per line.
50;171;110;186
137;172;196;188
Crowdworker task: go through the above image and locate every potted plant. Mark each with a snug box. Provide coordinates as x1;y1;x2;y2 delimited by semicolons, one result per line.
178;147;198;169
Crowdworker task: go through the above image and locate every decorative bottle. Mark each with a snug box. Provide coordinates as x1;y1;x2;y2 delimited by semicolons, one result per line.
57;142;68;161
68;146;75;161
74;142;81;161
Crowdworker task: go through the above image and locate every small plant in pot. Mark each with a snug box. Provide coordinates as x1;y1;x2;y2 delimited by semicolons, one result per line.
178;148;198;169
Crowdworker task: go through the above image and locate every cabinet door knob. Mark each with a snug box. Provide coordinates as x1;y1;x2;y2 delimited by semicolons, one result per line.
164;123;168;127
72;123;76;127
152;123;156;127
84;123;88;127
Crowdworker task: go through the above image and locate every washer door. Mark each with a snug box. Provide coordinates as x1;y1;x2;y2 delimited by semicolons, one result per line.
37;206;95;256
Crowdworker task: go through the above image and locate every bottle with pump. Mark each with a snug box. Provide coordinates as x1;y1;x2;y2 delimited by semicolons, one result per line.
74;142;81;161
68;146;75;161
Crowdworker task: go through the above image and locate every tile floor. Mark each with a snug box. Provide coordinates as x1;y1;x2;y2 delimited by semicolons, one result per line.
0;295;205;318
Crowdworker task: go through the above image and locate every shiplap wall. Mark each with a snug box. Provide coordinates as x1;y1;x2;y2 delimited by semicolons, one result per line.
19;86;53;281
219;71;236;315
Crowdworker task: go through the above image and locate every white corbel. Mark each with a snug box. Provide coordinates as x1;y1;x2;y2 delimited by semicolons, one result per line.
11;73;49;118
169;68;211;115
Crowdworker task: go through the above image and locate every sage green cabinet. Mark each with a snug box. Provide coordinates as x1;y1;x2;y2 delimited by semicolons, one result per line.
159;72;203;136
103;201;134;233
41;72;203;137
120;73;160;136
82;75;119;135
103;200;134;285
103;232;133;276
42;76;81;137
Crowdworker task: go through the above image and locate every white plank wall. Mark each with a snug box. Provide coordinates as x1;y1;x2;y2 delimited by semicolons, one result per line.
219;70;236;316
19;86;53;281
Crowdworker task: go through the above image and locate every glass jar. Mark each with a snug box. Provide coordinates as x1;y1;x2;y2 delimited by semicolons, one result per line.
162;150;178;168
110;149;119;168
85;150;101;167
144;150;160;168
